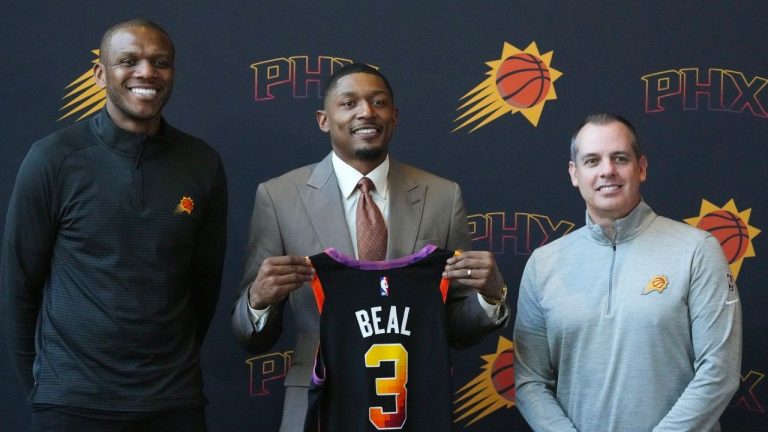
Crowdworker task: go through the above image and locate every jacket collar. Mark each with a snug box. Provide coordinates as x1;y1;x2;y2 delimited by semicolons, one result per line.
585;200;657;245
90;109;173;159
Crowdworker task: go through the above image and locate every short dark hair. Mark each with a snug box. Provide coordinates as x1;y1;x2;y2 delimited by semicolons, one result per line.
570;113;641;161
322;63;394;106
99;19;174;62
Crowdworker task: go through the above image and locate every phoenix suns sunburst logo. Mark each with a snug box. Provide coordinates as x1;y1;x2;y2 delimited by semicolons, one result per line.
454;336;516;425
59;49;105;122
175;196;195;215
642;274;669;295
684;199;761;280
454;42;562;132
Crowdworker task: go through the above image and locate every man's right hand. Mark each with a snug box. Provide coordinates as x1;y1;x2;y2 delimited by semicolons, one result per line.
248;256;314;309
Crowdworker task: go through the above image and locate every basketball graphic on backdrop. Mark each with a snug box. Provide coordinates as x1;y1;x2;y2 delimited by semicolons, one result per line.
490;348;515;402
685;198;760;280
495;53;551;108
454;41;562;131
696;210;750;263
454;336;516;425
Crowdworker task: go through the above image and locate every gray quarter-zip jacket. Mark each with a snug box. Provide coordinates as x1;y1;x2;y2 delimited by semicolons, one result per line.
514;201;741;432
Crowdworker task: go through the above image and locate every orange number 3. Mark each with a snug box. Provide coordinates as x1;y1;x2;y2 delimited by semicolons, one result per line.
364;343;408;430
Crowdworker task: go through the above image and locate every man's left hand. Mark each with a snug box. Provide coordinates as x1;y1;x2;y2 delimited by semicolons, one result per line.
443;251;505;300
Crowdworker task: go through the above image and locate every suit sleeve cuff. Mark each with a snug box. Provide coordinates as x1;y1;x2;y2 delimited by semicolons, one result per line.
477;292;502;320
247;302;271;332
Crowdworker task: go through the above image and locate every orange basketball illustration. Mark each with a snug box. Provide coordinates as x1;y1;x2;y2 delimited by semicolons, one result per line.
696;210;750;263
495;53;551;108
490;349;515;402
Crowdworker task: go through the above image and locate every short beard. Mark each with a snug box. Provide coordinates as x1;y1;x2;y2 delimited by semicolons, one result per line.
355;147;385;161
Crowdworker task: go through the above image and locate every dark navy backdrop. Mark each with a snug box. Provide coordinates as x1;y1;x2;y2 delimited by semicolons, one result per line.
2;1;766;430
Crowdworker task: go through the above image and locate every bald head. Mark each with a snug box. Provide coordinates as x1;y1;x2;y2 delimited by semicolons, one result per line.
99;19;174;62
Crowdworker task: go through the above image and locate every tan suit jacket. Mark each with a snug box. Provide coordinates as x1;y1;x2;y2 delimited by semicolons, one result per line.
231;153;507;431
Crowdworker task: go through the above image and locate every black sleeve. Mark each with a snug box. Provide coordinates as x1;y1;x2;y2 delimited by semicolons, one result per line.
1;143;58;394
190;155;228;345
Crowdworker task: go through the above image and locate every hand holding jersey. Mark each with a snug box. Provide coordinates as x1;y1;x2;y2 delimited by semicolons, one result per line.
248;256;314;309
251;250;506;311
443;250;507;302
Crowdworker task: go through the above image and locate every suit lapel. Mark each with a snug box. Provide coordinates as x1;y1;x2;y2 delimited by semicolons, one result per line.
299;153;355;257
387;160;425;259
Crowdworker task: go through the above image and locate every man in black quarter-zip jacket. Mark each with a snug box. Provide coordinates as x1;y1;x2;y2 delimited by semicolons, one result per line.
1;18;227;432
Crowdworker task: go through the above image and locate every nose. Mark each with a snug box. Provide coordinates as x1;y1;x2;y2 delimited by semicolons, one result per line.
599;160;617;177
134;60;157;78
357;100;374;119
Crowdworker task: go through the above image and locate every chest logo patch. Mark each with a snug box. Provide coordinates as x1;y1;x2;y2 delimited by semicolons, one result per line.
379;276;390;296
642;274;669;295
175;196;195;215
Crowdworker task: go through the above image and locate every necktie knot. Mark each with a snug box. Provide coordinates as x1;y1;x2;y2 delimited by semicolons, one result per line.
357;177;374;194
355;176;386;261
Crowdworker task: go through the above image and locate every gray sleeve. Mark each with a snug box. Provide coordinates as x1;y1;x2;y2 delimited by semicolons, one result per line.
231;182;286;353
444;183;508;349
513;254;578;432
653;235;742;431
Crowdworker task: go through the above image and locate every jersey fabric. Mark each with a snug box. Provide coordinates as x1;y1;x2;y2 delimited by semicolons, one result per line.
305;245;454;432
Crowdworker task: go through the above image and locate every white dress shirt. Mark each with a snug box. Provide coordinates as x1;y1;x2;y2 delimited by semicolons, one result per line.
331;152;390;259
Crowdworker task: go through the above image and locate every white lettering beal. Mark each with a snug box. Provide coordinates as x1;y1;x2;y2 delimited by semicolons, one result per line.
355;306;411;338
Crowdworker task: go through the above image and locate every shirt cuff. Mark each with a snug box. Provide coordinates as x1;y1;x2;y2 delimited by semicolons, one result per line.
247;302;271;332
477;292;501;320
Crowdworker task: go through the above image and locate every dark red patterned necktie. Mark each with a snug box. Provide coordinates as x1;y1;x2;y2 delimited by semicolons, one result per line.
356;177;387;261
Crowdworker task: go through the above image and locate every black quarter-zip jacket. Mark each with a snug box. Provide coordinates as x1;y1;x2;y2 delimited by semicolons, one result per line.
1;109;227;411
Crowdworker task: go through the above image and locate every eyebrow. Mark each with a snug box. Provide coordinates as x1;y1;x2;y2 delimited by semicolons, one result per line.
579;150;631;161
335;89;389;99
112;46;172;56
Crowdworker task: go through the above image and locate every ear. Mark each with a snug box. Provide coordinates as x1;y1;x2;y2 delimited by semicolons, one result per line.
568;161;578;187
639;155;648;182
93;63;106;89
316;110;329;132
392;106;399;126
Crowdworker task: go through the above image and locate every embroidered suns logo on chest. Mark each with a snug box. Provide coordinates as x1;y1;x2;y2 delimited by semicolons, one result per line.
642;275;669;295
174;196;194;215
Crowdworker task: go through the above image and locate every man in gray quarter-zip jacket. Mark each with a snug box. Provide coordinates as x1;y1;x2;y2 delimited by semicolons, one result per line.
1;19;226;431
513;113;741;432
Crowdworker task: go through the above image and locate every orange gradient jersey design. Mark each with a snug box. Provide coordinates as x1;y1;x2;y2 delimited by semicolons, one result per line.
306;245;453;431
366;343;408;429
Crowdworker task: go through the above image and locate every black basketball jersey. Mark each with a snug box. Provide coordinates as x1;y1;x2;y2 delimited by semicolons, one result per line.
305;245;455;432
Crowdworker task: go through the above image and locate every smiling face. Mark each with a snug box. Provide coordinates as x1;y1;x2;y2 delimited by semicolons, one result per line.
93;25;174;135
569;121;648;227
316;72;398;174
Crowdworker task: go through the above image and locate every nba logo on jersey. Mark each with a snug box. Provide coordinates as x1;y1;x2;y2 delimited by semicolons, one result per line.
379;276;390;296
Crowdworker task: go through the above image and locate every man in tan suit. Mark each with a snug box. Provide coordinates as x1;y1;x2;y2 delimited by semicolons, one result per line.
231;63;508;431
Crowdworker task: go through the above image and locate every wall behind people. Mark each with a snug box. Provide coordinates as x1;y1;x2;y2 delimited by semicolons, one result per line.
1;2;765;430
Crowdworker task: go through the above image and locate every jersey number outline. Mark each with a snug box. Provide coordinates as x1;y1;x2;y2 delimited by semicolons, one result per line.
365;343;408;430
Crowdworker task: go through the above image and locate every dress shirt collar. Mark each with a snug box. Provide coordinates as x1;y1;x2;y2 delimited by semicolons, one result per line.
331;152;389;200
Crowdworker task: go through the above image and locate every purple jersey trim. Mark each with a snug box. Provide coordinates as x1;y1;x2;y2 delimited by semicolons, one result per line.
323;244;438;270
311;358;325;386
